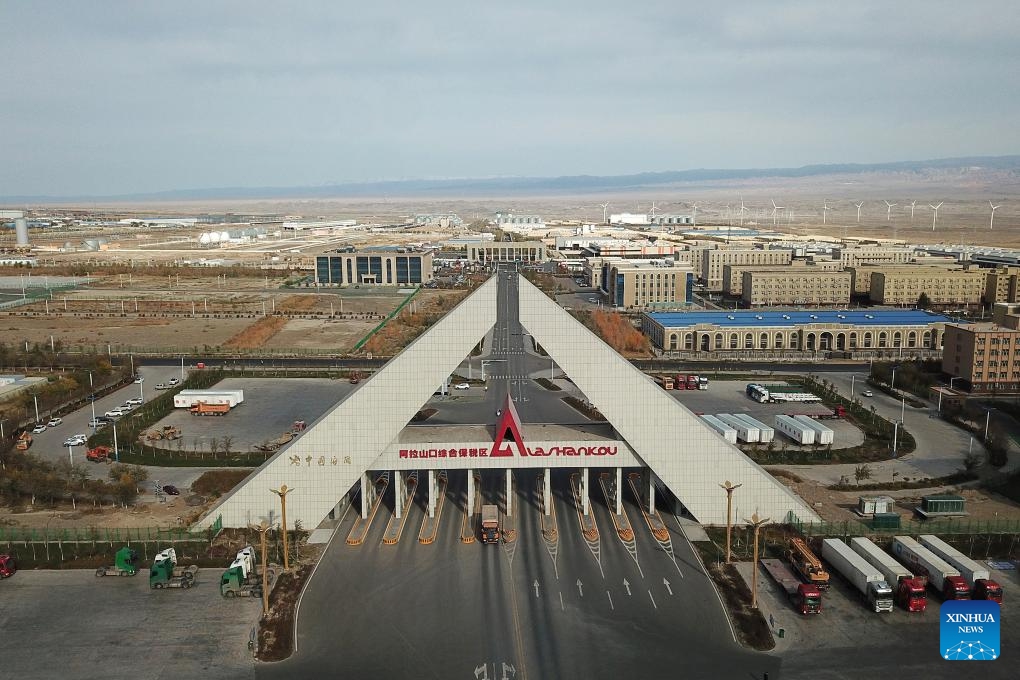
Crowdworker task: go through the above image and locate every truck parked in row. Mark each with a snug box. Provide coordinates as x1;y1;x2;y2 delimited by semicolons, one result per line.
173;389;244;409
787;538;829;590
0;554;16;578
891;536;970;600
96;547;139;577
481;504;501;544
760;558;822;615
149;548;199;590
850;537;927;612
190;402;231;416
220;546;265;598
746;383;822;404
821;539;893;613
918;535;1003;604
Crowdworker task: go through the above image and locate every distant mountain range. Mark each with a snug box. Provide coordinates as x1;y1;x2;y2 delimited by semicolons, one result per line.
6;155;1020;203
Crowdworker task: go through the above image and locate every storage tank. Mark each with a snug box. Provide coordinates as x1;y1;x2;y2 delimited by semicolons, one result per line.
15;218;29;247
731;413;774;443
792;415;834;445
714;414;758;443
774;415;815;445
699;415;737;444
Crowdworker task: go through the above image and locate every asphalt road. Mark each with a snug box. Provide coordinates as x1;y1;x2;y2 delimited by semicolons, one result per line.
260;469;774;680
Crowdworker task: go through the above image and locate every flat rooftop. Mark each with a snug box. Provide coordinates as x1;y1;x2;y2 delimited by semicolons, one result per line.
398;422;620;445
646;309;954;328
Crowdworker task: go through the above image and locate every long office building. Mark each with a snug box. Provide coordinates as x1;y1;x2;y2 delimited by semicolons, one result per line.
701;249;792;291
466;241;547;263
600;259;694;310
316;251;434;286
870;268;985;307
722;261;843;296
741;270;852;307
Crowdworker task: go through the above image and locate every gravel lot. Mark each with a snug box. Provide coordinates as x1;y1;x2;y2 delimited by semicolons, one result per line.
0;570;257;680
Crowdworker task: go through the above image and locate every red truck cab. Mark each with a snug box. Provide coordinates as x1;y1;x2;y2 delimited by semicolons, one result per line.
0;554;17;578
896;577;928;612
794;583;823;614
973;579;1003;604
686;375;699;390
943;575;971;600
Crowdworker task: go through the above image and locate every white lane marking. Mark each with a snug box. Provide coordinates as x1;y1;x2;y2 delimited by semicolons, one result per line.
607;591;614;611
648;589;658;609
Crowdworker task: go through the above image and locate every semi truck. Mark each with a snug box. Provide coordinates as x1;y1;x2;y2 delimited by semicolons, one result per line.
0;554;16;578
481;504;501;544
747;383;823;403
821;538;894;613
715;414;759;443
760;558;823;615
774;415;816;445
686;375;700;390
220;546;265;598
660;376;675;390
699;415;738;444
190;402;231;416
15;432;32;450
698;376;709;390
86;446;114;463
173;389;244;409
891;536;970;600
918;534;1003;604
149;548;199;590
849;537;927;612
95;547;139;577
791;415;835;445
787;538;830;589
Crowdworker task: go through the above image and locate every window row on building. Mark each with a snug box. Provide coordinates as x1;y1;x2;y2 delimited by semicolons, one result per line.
315;253;433;286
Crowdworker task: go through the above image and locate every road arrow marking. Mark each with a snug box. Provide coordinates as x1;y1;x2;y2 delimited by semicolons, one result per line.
623;578;632;596
576;579;584;597
663;578;673;596
533;580;540;598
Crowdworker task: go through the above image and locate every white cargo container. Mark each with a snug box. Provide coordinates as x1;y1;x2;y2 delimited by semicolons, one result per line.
173;389;245;409
792;415;834;445
699;415;738;444
918;535;990;585
821;539;893;613
715;414;759;443
774;415;815;445
731;413;774;443
891;536;967;598
850;537;914;587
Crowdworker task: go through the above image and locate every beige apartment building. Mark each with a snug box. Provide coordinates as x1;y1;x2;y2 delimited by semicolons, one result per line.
983;266;1020;305
833;246;916;268
847;264;963;295
602;259;694;309
701;249;792;290
942;322;1020;393
723;260;843;296
741;270;852;307
869;268;985;307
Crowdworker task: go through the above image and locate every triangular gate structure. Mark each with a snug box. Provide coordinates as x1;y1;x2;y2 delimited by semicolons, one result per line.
196;274;818;529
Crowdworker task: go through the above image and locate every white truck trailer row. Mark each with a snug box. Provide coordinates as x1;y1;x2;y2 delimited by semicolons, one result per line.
699;415;737;444
774;415;815;445
714;414;759;443
821;539;894;613
791;415;834;445
730;413;774;443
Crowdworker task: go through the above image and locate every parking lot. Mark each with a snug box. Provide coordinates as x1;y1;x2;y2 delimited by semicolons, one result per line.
152;377;355;452
666;379;865;450
0;570;257;680
735;555;1020;679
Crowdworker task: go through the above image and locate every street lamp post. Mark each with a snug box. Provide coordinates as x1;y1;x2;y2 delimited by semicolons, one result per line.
890;367;898;391
271;484;294;571
984;409;991;441
719;481;742;564
255;520;270;616
744;513;770;609
112;423;120;463
33;393;40;424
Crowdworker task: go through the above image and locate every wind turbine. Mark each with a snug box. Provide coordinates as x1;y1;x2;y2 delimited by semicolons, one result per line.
854;201;864;223
692;202;699;228
770;199;784;226
930;202;943;231
884;200;897;221
990;201;1001;230
598;202;610;224
739;197;747;226
822;200;832;224
908;200;916;222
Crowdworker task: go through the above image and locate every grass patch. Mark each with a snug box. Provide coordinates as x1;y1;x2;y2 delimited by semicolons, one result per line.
223;316;289;349
191;469;255;498
706;563;775;651
534;377;561;391
257;564;313;662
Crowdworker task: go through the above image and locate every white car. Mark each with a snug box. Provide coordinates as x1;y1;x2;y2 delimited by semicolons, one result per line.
88;418;108;429
47;417;63;427
861;390;874;397
453;383;470;390
31;424;47;434
125;397;143;406
133;376;144;384
104;409;125;418
154;383;170;390
63;434;87;447
168;378;181;386
588;297;599;303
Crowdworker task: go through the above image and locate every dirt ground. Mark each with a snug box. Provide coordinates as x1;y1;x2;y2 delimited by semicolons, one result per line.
264;317;378;351
0;495;210;530
774;473;1020;522
0;314;252;349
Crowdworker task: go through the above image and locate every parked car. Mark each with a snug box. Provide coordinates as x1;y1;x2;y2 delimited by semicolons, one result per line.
453;383;470;390
104;409;125;418
125;397;143;406
31;424;47;434
861;390;874;397
167;378;181;386
89;418;108;428
46;417;63;427
161;485;180;496
154;383;170;390
133;376;144;384
120;403;136;412
63;434;88;447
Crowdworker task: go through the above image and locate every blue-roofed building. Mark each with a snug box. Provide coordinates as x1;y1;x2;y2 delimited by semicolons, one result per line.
641;308;955;358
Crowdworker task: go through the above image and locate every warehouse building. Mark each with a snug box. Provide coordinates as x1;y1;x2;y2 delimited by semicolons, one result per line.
315;251;434;286
742;270;852;307
701;249;792;291
942;322;1020;393
641;309;951;357
466;241;546;263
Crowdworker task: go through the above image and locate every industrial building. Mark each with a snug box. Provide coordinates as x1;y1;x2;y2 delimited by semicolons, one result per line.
942;322;1020;393
413;213;463;228
869;268;984;307
700;249;793;291
466;241;546;263
741;270;852;307
599;259;694;310
494;212;545;229
315;251;434;286
641;309;951;357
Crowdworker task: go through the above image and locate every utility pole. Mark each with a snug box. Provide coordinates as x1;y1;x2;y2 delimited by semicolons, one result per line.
271;484;294;571
719;481;742;564
744;513;770;609
255;521;271;616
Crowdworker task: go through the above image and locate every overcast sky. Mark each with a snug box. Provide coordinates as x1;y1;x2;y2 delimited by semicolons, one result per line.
2;1;1018;196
